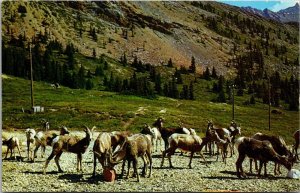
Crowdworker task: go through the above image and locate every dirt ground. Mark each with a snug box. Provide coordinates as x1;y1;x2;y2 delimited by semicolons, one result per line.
2;130;300;192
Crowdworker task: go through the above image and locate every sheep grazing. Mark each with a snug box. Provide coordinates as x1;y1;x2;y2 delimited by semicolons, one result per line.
25;128;36;161
43;126;95;174
140;124;162;152
41;119;50;131
235;137;293;178
160;130;222;169
2;136;22;160
152;117;191;150
92;132;112;178
292;130;299;161
250;132;295;175
33;126;70;162
109;133;153;182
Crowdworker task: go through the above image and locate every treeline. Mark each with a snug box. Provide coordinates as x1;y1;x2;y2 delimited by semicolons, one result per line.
202;47;299;111
2;33;95;90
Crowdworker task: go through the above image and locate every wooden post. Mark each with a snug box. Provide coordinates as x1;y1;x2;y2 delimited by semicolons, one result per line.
30;44;34;108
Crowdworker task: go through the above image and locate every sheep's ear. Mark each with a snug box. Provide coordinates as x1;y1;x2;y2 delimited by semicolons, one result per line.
83;125;89;131
91;126;96;132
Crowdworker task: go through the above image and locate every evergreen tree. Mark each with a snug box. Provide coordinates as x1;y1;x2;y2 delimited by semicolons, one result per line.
78;65;86;89
154;73;162;95
181;85;189;99
189;56;196;73
93;48;96;58
103;60;108;70
250;95;256;104
211;66;218;79
203;67;211;80
167;58;173;67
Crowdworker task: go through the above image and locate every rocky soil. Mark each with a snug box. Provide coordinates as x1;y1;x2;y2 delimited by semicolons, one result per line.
2;131;300;192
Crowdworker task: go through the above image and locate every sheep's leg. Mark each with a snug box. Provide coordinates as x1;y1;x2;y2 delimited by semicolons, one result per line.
77;153;83;172
277;164;281;175
92;153;97;178
43;152;56;174
4;146;9;159
254;159;258;171
141;155;147;177
161;150;166;167
198;152;208;166
133;158;140;182
41;145;46;158
126;160;131;179
27;141;31;161
54;151;63;173
167;149;175;168
121;159;126;178
257;161;263;177
188;151;194;169
263;162;268;177
249;159;253;173
236;153;246;178
147;152;152;178
33;143;41;162
274;163;278;175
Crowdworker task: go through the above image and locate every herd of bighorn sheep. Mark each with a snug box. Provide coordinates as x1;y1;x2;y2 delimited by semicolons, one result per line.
2;118;299;182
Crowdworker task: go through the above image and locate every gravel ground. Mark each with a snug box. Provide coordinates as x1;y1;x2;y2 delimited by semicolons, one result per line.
2;131;300;192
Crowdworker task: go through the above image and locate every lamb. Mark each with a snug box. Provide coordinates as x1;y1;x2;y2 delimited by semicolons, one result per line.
152;117;191;150
215;136;232;164
250;132;295;175
92;132;112;178
235;137;293;178
2;136;22;160
33;126;70;162
25;128;36;161
43;126;95;174
292;130;299;161
109;133;153;182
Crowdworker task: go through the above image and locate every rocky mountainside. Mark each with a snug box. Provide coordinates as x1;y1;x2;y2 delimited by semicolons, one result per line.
242;3;299;23
1;1;299;76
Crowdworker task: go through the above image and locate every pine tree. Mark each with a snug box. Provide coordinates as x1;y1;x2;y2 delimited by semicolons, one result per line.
181;85;189;99
189;56;196;73
104;60;108;70
78;65;86;89
154;73;162;95
203;67;211;80
93;48;96;58
167;58;173;67
95;65;104;76
211;66;218;79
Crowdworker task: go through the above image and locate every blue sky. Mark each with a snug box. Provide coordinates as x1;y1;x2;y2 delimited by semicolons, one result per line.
218;0;299;12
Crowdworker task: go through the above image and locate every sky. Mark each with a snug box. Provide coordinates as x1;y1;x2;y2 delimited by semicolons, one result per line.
218;0;299;12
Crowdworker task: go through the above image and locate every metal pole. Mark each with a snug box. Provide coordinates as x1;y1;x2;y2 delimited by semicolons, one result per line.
268;77;271;131
30;44;34;108
232;85;235;121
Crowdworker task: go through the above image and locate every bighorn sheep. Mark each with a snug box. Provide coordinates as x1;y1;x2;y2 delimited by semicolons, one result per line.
92;132;112;178
292;130;299;161
152;117;191;150
140;124;162;152
235;137;293;178
43;126;95;174
250;132;295;175
2;136;22;160
25;128;36;161
33;126;70;162
161;127;223;169
215;136;232;164
110;130;132;152
109;133;153;182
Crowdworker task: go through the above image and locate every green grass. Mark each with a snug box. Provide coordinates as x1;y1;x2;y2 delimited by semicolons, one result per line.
2;74;299;145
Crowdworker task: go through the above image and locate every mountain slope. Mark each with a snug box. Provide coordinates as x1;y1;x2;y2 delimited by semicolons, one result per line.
1;1;299;76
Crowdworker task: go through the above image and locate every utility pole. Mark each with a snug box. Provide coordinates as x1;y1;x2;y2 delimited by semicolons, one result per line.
30;43;34;108
268;77;271;131
231;84;236;121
